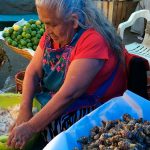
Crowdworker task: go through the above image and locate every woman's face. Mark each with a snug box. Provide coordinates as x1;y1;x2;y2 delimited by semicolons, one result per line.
37;5;77;46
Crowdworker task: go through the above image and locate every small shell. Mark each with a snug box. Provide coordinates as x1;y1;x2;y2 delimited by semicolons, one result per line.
143;125;150;135
122;114;132;122
118;139;133;149
77;136;88;144
93;134;100;140
73;147;79;150
99;144;105;150
120;130;133;139
74;114;150;150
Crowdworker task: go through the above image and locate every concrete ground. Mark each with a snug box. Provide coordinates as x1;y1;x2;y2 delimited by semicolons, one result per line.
0;40;29;90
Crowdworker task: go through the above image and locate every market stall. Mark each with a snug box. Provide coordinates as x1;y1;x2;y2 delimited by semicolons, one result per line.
0;1;150;150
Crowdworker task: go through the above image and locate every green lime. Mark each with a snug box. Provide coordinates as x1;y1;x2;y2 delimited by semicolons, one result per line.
6;38;12;45
36;25;41;29
25;23;31;28
0;135;8;143
12;31;19;37
12;41;17;47
31;37;35;42
31;24;37;30
4;29;9;33
25;33;31;39
26;39;31;43
22;32;26;38
40;28;44;32
8;28;14;34
2;32;10;38
26;28;32;34
13;25;20;31
5;37;10;41
14;38;19;42
22;46;26;49
41;23;45;29
33;45;37;50
23;26;28;32
28;19;35;25
18;44;22;49
11;34;16;39
23;26;31;33
17;28;23;34
20;39;27;46
38;29;44;36
35;20;41;25
33;37;39;45
31;31;36;36
36;33;41;39
27;43;33;48
17;35;22;40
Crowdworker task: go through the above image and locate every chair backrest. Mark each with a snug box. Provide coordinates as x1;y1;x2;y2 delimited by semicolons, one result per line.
118;9;150;64
118;9;150;40
142;21;150;47
127;55;149;99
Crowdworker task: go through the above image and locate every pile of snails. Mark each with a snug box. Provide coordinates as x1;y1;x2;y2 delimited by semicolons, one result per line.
74;114;150;150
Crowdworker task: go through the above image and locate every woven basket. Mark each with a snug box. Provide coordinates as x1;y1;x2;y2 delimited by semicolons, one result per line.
15;71;25;93
5;42;33;60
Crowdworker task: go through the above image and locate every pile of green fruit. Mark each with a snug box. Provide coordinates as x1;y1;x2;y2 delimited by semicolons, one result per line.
2;19;45;51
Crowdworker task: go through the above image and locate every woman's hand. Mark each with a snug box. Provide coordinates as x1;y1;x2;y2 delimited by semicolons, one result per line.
9;108;33;132
7;122;35;149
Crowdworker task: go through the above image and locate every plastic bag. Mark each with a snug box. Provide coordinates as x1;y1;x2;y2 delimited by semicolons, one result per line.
0;76;16;94
43;90;150;150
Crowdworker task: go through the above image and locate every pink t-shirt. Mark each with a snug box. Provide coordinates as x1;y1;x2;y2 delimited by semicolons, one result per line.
39;29;127;102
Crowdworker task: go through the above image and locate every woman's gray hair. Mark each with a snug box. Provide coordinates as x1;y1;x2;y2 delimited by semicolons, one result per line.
35;0;123;61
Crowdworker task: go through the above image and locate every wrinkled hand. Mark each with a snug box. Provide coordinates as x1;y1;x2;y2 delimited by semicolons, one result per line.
7;122;34;149
9;109;33;132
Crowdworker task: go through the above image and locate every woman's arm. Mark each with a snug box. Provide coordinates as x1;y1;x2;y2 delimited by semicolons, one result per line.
9;46;44;134
28;58;104;132
19;46;43;118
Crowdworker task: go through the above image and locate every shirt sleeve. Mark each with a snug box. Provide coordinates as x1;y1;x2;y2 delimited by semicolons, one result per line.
71;29;110;61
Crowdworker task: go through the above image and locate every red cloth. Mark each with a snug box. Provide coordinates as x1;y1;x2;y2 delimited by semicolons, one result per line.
39;32;46;50
123;50;149;74
70;29;127;102
39;32;59;50
39;29;127;102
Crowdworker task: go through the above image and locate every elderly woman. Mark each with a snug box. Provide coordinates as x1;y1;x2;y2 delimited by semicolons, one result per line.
7;0;127;149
